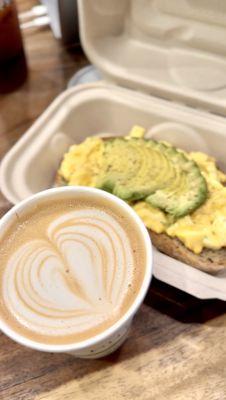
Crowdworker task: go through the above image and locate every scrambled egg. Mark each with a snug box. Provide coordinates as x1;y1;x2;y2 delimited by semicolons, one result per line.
58;127;226;254
127;125;146;138
59;137;104;187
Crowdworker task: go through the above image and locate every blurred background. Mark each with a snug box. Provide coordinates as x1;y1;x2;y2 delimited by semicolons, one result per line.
0;0;87;200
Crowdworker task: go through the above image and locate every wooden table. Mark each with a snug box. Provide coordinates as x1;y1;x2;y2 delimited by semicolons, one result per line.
1;2;226;399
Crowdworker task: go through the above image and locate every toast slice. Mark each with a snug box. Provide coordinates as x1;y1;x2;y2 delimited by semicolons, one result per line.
149;230;226;273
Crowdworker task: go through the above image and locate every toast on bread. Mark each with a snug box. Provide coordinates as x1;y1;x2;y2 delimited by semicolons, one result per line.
149;230;225;274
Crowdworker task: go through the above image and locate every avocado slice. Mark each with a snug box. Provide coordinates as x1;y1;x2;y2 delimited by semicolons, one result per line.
146;145;207;217
97;138;207;218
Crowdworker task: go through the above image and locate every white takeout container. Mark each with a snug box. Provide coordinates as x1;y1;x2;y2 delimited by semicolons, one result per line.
1;0;226;300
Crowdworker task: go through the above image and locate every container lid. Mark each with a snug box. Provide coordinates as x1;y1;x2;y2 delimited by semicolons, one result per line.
78;0;226;115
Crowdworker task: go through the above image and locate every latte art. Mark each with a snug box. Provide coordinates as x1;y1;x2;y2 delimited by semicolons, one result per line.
0;198;146;345
4;209;133;336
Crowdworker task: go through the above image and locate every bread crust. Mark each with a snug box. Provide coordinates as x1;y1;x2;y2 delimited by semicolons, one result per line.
53;172;66;187
149;230;226;274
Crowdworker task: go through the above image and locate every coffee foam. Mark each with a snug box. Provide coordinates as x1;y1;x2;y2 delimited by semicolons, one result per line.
0;197;146;345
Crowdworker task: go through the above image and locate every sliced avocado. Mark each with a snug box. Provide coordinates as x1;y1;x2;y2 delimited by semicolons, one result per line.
146;143;207;217
97;138;207;217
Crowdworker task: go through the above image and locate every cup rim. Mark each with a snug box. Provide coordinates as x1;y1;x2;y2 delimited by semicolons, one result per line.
0;186;152;352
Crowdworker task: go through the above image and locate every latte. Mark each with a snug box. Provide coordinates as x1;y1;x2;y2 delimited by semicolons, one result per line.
0;195;146;345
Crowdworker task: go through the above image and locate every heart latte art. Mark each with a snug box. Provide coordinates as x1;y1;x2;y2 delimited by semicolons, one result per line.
0;198;146;345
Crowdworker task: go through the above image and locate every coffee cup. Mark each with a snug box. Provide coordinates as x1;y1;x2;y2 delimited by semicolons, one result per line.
0;187;152;358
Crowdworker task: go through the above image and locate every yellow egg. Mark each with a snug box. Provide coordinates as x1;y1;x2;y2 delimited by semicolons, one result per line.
133;201;170;233
127;125;146;138
59;137;104;186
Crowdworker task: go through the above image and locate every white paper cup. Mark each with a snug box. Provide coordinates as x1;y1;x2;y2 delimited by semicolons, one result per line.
0;187;152;358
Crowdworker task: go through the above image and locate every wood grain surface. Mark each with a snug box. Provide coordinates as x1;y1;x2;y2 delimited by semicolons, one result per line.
1;1;226;399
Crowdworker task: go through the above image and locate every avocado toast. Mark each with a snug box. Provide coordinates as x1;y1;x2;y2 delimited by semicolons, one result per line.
55;126;226;274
